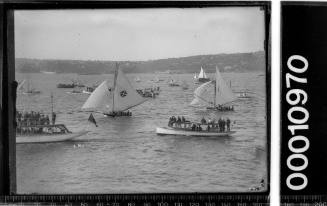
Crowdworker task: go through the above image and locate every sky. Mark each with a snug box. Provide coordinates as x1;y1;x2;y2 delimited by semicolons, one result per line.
15;7;265;61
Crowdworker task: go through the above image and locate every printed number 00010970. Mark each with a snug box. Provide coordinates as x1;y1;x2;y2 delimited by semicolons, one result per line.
285;55;310;191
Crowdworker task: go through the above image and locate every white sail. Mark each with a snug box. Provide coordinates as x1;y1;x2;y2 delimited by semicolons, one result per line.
135;77;141;82
193;73;197;79
17;79;26;91
112;68;147;112
190;81;214;106
198;67;208;79
215;67;237;105
82;81;112;110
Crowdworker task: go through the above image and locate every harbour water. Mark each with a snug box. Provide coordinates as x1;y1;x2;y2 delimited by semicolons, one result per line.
16;72;267;194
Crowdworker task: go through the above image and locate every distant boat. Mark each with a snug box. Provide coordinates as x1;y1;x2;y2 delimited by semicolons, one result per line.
136;87;160;98
135;77;141;82
41;71;56;74
169;79;180;87
57;83;75;88
57;80;84;88
193;73;197;80
191;67;236;111
82;84;98;95
82;63;147;117
181;81;189;90
66;88;83;94
236;90;255;99
195;67;210;83
21;78;41;95
153;77;163;83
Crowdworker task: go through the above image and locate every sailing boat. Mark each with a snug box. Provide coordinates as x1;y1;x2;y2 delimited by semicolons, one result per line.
135;77;141;82
169;79;180;87
191;66;237;111
193;73;197;80
17;79;26;91
195;67;210;83
22;78;41;95
82;63;147;117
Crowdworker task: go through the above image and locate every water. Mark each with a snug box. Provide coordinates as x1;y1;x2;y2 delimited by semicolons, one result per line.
16;72;267;194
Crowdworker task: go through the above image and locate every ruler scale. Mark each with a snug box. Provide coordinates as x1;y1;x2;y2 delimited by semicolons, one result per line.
0;194;269;205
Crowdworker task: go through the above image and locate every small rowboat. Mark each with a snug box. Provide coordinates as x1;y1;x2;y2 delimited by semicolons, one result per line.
156;126;235;137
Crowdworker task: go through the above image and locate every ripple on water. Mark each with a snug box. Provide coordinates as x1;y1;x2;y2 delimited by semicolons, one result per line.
16;72;267;194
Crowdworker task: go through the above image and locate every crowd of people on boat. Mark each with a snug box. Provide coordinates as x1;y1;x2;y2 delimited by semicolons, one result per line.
168;116;232;132
16;111;56;127
106;111;132;117
137;87;160;98
214;105;234;111
16;111;58;135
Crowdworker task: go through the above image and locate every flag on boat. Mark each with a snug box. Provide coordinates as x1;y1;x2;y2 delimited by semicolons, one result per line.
88;113;98;127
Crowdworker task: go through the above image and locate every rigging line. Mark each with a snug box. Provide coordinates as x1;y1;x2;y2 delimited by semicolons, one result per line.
193;94;214;106
119;98;149;112
112;63;119;112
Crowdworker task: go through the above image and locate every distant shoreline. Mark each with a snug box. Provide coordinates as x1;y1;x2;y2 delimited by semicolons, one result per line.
15;51;266;74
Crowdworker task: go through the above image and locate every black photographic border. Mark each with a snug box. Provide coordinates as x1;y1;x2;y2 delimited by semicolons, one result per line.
0;1;271;204
281;1;327;203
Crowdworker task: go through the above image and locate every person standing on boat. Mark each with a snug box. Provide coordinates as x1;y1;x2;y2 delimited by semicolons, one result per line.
201;117;206;124
218;118;222;132
226;118;231;131
169;116;173;126
222;119;226;132
52;112;56;125
191;123;196;131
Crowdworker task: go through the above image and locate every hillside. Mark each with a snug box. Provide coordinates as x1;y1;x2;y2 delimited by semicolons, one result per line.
15;51;265;74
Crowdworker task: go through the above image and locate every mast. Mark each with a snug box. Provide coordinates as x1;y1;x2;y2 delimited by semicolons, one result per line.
27;78;31;92
51;92;54;114
112;63;119;112
214;80;217;107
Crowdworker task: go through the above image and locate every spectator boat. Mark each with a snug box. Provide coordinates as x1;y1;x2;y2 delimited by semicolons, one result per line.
16;94;88;143
16;124;88;144
156;122;235;137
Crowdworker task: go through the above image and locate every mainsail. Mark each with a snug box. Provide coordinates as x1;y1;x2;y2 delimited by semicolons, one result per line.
190;81;213;106
214;67;236;105
198;67;208;79
191;67;236;106
112;68;147;111
17;79;26;91
82;80;112;110
82;65;147;113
